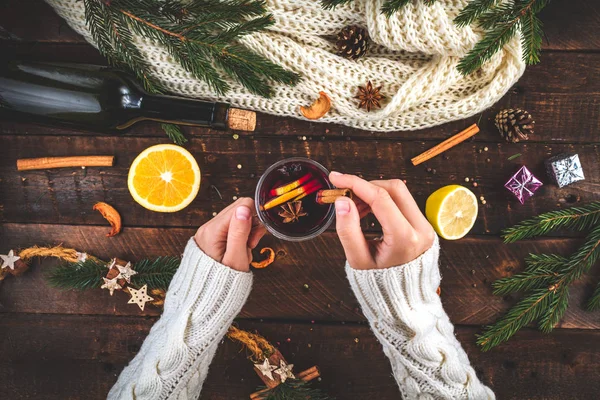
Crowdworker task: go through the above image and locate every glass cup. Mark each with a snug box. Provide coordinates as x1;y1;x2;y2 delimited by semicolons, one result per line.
255;157;335;241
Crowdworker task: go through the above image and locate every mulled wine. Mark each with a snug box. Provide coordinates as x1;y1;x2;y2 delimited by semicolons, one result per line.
255;158;334;241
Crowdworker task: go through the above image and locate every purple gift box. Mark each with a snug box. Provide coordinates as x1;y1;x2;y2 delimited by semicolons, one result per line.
505;166;543;204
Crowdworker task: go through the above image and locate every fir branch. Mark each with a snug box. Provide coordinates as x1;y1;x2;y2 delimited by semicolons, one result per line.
561;224;600;283
257;379;333;400
46;258;107;290
492;267;558;296
477;287;554;351
130;256;180;290
479;220;600;350
587;282;600;311
538;286;569;333
161;123;187;145
81;0;300;100
502;202;600;243
46;256;180;291
457;0;551;75
454;0;498;28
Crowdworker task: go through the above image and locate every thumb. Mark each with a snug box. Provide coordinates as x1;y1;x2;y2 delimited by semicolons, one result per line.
222;205;253;272
335;197;374;269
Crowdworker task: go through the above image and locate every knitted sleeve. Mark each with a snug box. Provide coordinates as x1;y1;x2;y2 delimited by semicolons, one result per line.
346;236;495;400
107;238;253;400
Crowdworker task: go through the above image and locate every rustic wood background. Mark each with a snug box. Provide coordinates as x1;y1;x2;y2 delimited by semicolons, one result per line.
1;1;600;399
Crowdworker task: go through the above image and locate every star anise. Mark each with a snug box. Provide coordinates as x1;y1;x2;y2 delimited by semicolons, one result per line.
355;80;385;112
278;201;307;223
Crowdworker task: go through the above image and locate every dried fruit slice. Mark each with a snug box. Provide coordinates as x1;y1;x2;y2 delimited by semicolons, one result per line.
261;180;323;211
270;173;312;197
292;181;323;201
300;92;331;120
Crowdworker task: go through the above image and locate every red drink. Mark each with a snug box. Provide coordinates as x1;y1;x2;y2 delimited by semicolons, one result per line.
255;158;334;241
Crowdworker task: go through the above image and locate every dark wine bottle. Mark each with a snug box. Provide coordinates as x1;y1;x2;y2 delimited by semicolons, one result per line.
0;61;255;132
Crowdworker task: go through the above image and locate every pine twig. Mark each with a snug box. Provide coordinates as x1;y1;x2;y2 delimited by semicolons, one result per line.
46;258;108;290
502;202;600;243
47;256;181;291
130;256;180;290
587;282;600;311
479;223;600;351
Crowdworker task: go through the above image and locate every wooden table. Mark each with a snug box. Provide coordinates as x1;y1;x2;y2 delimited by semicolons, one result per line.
1;1;599;399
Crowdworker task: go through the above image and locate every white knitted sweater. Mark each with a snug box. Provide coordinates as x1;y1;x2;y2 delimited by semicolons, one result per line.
108;236;494;400
46;0;524;132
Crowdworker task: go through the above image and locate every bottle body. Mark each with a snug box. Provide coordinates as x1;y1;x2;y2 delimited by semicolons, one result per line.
0;61;230;131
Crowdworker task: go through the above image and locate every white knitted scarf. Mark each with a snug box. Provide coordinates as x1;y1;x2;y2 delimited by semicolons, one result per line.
46;0;525;132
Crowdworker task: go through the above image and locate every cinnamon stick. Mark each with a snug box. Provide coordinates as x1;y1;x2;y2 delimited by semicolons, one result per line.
316;188;353;204
411;124;479;166
17;156;114;171
250;366;320;399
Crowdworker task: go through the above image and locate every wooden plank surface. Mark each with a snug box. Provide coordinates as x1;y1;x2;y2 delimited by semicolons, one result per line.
2;135;598;235
1;1;600;399
1;223;599;329
1;314;599;400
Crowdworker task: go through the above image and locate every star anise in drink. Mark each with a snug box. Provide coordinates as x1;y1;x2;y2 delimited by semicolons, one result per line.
355;80;384;112
278;201;307;223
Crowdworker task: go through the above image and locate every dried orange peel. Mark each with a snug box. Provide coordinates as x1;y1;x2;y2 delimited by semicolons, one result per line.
93;201;122;237
250;247;276;269
300;91;331;120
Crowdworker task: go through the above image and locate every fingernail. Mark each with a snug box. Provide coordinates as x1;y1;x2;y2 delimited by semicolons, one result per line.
335;198;351;215
235;206;251;220
330;171;342;176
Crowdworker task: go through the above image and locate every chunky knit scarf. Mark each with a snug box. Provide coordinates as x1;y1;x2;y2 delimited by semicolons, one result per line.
46;0;525;132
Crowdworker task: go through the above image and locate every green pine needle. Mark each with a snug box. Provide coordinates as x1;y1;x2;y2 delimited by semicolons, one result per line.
46;256;180;292
477;287;554;351
46;258;108;290
257;379;333;400
480;210;600;351
587;283;600;311
502;202;600;243
130;256;180;290
161;123;187;145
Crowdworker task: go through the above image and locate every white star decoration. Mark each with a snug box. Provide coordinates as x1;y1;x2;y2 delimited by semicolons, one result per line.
101;277;122;296
76;252;88;262
106;259;117;269
1;250;20;270
116;262;138;283
254;358;277;381
274;360;295;383
127;284;154;311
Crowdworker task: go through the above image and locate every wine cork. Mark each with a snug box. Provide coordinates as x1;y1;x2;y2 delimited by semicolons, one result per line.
228;108;256;132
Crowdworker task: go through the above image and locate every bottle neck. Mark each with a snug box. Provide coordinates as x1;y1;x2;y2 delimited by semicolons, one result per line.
120;94;230;130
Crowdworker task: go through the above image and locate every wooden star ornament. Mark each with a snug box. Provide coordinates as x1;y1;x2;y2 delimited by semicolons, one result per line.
116;262;138;283
1;250;21;270
127;284;154;311
254;358;277;381
274;359;295;383
101;277;122;296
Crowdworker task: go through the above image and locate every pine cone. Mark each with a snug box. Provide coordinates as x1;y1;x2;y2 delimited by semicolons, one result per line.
336;26;369;60
494;108;535;143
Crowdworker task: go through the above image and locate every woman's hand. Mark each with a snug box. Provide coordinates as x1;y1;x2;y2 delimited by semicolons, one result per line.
329;172;435;270
194;198;267;272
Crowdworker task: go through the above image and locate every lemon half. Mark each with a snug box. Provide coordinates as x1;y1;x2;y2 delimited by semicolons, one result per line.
425;185;478;240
